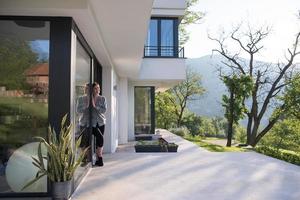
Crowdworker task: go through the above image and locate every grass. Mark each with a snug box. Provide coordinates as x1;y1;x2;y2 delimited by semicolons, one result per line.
0;97;48;146
0;97;48;118
184;135;247;152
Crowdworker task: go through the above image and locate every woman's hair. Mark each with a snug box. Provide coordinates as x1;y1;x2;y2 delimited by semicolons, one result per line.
86;82;100;89
92;82;99;88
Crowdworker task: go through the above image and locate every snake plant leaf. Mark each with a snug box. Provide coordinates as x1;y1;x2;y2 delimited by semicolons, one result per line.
22;114;88;189
22;173;46;191
37;142;45;170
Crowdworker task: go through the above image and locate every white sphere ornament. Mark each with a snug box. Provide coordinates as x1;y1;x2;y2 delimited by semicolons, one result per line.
6;142;47;192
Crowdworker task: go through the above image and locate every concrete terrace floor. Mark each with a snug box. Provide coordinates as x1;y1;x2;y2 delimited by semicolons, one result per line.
70;130;300;200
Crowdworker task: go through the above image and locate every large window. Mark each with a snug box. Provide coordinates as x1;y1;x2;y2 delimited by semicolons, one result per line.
73;40;91;184
134;87;155;135
0;20;49;194
144;18;178;57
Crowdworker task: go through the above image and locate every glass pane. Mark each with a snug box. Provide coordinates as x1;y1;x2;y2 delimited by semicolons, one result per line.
74;41;91;183
145;19;158;56
161;19;174;56
134;87;152;135
0;20;49;193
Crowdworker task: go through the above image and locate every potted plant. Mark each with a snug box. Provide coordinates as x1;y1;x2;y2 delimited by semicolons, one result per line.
22;115;89;200
167;143;178;152
135;140;162;152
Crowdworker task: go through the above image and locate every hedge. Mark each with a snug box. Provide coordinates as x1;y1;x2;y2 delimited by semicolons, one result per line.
255;146;300;166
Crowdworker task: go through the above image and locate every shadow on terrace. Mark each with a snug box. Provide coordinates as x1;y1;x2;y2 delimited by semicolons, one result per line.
70;129;300;200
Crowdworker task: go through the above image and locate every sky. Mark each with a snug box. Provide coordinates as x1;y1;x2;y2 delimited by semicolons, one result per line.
30;40;49;61
185;0;300;63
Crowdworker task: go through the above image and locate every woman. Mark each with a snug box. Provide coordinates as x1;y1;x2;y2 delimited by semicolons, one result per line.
91;82;106;166
77;82;107;166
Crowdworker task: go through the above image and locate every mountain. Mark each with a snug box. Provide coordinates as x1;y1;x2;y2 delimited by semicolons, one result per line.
186;55;227;117
186;55;276;127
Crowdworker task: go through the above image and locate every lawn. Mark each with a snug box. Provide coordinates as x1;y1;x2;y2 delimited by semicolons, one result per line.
0;97;48;147
184;135;247;152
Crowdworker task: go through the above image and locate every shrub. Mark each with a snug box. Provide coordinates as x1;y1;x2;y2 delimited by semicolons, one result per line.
256;145;300;166
260;119;300;152
169;126;190;137
234;125;247;143
182;113;202;136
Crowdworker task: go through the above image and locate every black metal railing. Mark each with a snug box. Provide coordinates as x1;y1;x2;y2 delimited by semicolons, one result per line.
144;46;185;58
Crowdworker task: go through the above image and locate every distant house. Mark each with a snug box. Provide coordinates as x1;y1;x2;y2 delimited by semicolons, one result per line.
24;63;49;95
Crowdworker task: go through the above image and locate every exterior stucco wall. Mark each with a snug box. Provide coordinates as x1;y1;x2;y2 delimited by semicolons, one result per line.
118;77;129;144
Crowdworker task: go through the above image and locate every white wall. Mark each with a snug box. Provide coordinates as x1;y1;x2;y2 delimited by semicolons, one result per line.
153;0;186;9
102;66;113;153
102;66;119;153
118;77;129;144
111;70;119;152
152;0;186;17
139;58;186;80
128;82;135;141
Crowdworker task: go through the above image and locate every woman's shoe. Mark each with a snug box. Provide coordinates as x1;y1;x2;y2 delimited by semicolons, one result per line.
95;157;103;167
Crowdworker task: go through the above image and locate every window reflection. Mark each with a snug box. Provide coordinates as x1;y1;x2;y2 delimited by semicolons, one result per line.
161;20;174;56
145;19;158;56
74;40;91;183
134;87;152;135
0;20;49;193
144;18;176;57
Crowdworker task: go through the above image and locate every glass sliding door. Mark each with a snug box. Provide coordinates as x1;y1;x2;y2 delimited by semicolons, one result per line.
134;87;155;135
73;40;91;184
0;19;49;194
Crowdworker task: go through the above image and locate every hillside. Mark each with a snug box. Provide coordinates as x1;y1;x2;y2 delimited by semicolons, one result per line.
186;55;276;126
186;55;226;117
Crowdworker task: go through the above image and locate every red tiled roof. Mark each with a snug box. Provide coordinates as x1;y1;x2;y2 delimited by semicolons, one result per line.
25;63;49;76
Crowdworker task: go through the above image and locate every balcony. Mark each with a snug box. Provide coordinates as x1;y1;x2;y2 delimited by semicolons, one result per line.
144;46;185;58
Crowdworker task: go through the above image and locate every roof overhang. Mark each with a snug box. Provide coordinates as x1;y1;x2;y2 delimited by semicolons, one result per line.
0;0;154;78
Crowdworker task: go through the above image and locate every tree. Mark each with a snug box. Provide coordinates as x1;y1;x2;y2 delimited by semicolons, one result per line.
282;73;300;120
221;74;253;146
182;112;203;136
262;118;300;152
167;68;205;127
155;92;177;129
210;23;300;146
0;38;38;90
179;0;204;46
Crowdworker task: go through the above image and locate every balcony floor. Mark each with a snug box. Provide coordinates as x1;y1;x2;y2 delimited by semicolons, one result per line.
70;130;300;200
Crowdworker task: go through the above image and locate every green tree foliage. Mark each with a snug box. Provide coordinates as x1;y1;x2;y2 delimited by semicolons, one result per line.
0;38;38;90
222;74;253;146
198;117;227;138
211;116;227;136
199;117;217;136
210;24;300;146
155;92;177;129
179;0;204;46
282;73;300;120
182;112;202;136
155;69;204;129
234;125;247;143
261;119;300;152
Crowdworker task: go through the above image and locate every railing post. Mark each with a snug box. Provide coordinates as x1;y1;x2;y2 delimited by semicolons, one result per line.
158;45;161;57
143;46;184;58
